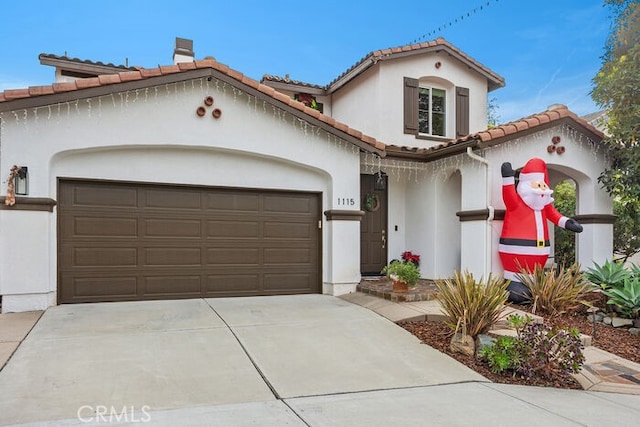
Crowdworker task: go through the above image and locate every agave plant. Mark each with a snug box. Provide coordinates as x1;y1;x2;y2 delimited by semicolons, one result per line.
603;276;640;319
435;271;509;338
585;259;631;290
517;263;591;316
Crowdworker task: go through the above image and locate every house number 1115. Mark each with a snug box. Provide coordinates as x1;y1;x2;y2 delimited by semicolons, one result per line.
337;198;356;206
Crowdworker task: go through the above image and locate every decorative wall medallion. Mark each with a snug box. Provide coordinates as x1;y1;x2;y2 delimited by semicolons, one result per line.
547;135;565;155
196;96;222;119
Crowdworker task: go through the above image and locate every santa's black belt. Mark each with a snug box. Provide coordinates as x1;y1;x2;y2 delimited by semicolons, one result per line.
499;238;550;248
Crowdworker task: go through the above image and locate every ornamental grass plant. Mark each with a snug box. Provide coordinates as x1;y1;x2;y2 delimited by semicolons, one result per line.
435;271;509;338
517;263;591;317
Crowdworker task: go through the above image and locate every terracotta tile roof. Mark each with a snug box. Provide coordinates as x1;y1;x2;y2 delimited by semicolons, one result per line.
329;37;505;92
0;56;600;163
0;59;386;154
261;37;504;94
385;104;605;161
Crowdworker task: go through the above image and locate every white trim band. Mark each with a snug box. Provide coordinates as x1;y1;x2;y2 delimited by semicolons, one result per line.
498;244;551;256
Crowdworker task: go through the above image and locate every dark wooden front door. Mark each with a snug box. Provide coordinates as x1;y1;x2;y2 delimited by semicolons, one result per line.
360;174;388;275
58;180;322;303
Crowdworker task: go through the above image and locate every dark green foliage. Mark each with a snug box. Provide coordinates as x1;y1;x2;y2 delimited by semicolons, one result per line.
612;199;640;262
592;1;640;255
553;180;577;266
479;315;585;379
585;259;631;290
602;276;640;318
479;335;526;375
381;260;421;287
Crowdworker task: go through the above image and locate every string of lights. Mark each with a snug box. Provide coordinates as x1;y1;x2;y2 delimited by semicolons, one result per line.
408;0;501;45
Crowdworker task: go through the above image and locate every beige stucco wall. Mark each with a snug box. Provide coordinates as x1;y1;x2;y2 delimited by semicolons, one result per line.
0;76;363;312
332;51;490;149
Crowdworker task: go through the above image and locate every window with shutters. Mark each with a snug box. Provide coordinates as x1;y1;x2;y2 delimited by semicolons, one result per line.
404;77;469;139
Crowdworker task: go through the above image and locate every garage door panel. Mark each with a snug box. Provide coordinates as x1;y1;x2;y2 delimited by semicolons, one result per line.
264;248;311;264
205;193;260;212
206;275;261;293
71;185;138;208
72;247;138;267
263;195;314;214
143;219;202;238
144;189;202;210
144;247;202;266
206;248;260;265
207;220;260;238
60;216;139;239
264;274;314;292
58;180;321;303
144;276;202;295
264;221;314;239
66;277;138;300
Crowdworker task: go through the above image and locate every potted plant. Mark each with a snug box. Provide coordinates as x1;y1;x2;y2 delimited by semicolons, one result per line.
381;260;421;292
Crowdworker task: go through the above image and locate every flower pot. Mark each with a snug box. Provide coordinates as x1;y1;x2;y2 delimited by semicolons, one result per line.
392;280;409;293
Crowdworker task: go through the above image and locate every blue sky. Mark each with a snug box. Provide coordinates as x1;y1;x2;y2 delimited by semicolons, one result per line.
0;0;610;123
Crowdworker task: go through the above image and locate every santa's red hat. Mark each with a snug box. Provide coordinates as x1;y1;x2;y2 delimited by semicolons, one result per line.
519;158;549;184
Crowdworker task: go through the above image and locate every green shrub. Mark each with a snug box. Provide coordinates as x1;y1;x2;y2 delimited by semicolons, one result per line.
479;315;585;379
517;263;591;316
585;259;631;290
435;271;509;338
381;260;420;287
602;276;640;318
479;335;527;375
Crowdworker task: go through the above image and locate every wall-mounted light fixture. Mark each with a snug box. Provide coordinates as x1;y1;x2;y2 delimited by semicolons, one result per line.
14;166;28;195
374;171;387;191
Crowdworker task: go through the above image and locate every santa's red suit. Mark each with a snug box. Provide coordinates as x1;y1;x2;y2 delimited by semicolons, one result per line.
499;158;582;303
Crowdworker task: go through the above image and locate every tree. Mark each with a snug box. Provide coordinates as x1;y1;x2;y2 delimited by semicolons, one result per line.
591;0;640;260
553;180;577;267
487;97;501;128
612;199;640;262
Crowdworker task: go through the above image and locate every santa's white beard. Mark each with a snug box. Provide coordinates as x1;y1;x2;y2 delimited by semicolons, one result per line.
518;181;554;211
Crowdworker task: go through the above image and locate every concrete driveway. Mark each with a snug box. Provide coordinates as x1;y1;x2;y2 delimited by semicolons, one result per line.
0;295;483;425
1;295;639;426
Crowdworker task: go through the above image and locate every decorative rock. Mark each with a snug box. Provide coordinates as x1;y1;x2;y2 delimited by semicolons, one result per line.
611;317;634;328
603;316;613;326
630;328;640;336
586;313;604;323
634;318;640;328
450;333;475;357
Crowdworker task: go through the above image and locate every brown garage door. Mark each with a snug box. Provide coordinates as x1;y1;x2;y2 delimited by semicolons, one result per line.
58;180;321;303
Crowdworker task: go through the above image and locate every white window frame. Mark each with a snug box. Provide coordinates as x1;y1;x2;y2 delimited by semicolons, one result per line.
418;85;446;137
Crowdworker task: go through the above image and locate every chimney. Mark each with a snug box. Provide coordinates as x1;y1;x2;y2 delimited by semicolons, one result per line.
173;37;194;64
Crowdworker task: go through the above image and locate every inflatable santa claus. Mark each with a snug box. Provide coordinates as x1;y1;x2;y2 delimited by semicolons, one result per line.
500;158;583;303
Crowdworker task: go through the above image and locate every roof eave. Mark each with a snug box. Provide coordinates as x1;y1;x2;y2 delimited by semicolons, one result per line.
0;68;214;113
327;57;375;93
38;54;132;76
261;80;326;96
385;138;480;162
